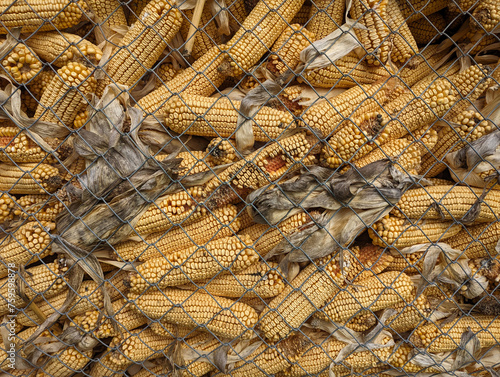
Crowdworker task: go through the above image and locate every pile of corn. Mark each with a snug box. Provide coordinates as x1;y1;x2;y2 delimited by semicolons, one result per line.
0;0;500;376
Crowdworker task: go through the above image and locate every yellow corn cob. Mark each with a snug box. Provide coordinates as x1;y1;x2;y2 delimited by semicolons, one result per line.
116;204;238;261
154;62;180;89
1;42;42;84
127;0;150;23
408;12;447;44
25;32;102;68
127;234;257;292
180;7;221;60
387;343;442;373
196;262;285;299
307;0;345;38
447;221;500;259
471;0;500;32
369;216;462;248
412;315;500;352
129;288;258;339
299;52;392;88
17;194;65;222
0;163;62;194
269;24;315;75
34;62;96;127
73;109;89;129
350;0;391;65
88;351;127;377
234;204;254;230
387;0;419;63
163;94;295;141
223;0;306;76
0;1;87;34
387;288;431;334
0;221;55;279
392;185;500;222
386;250;425;274
0;193;21;224
316;271;414;323
86;0;126;28
148;321;199;338
0;259;69;316
177;150;213;175
37;347;92;377
72;298;146;338
206;137;240;165
396;0;450;23
27;69;56;99
136;45;229;115
292;4;311;24
97;0;183;95
342;312;378;332
133;186;207;236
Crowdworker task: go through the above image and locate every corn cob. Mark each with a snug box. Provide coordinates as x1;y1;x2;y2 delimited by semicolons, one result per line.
177;150;213;175
37;347;92;377
342;312;378;332
387;289;432;334
0;259;68;316
291;3;311;24
0;163;62;194
0;1;87;34
412;315;500;352
17;194;66;222
316;271;414;323
387;0;419;63
195;262;285;299
27;69;56;99
34;62;96;127
0;221;55;279
97;0;183;95
180;7;221;60
396;0;450;23
408;12;447;44
116;204;238;261
127;0;151;23
350;0;391;65
386;250;425;274
0;127;54;163
25;32;102;68
127;234;256;292
468;257;500;289
387;343;442;373
471;0;500;32
0;193;21;224
449;0;481;11
369;216;462;248
299;52;392;88
154;62;180;89
307;0;345;38
133;186;207;236
206;137;240;165
163;94;295;141
148;321;199;338
86;0;126;29
1;42;42;84
73;109;89;129
136;45;229;115
392;185;500;222
269;23;315;75
88;351;127;377
447;221;500;259
129;288;258;339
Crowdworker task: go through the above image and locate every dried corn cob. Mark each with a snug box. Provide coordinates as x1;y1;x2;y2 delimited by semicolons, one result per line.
117;203;238;261
163;94;295;141
175;150;213;175
269;23;315;75
387;343;441;373
412;315;500;352
97;0;183;95
369;216;462;248
148;321;198;338
27;69;56;99
1;42;42;84
396;0;450;23
391;185;500;222
342;312;378;332
350;0;391;65
307;0;345;38
387;289;432;334
386;249;425;274
154;62;180;89
0;1;87;34
17;194;65;222
316;271;414;323
38;347;92;377
0;221;54;279
180;7;221;60
127;0;151;23
34;62;96;127
206;137;240;165
86;0;126;29
127;234;256;292
129;288;258;339
408;12;447;44
0;193;21;224
447;221;500;259
73;109;89;129
387;0;419;63
291;3;311;24
0;163;62;194
471;0;500;32
0;127;54;163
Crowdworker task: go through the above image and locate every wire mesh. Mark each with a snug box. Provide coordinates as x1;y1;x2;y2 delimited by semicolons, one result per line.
0;0;499;376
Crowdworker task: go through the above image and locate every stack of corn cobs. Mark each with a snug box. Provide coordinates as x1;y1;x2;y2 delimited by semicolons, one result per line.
0;0;500;375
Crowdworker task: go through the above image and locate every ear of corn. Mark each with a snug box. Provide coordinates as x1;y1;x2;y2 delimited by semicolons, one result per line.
85;0;126;29
387;0;419;63
0;127;55;164
37;347;92;377
396;0;450;23
27;69;56;99
180;7;221;60
471;0;500;32
447;221;500;259
307;0;345;38
206;137;240;165
154;62;181;89
1;42;42;84
408;12;447;44
0;193;21;224
0;163;62;194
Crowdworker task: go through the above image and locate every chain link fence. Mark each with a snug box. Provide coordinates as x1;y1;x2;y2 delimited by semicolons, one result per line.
0;0;499;376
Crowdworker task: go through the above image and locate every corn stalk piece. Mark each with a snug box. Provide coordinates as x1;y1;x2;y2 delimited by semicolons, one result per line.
0;163;62;194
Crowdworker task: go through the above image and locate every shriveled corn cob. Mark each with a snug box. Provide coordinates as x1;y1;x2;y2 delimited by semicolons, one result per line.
27;69;56;99
412;315;500;352
1;42;42;84
154;62;180;89
34;62;96;127
133;186;207;236
180;7;221;60
447;221;500;259
0;193;21;224
97;0;183;95
86;0;126;29
196;262;285;298
116;204;239;261
163;94;295;141
0;163;62;194
350;0;391;65
471;0;500;32
0;127;54;163
387;0;419;63
206;137;240;165
307;0;345;38
0;1;87;34
127;234;256;292
38;347;92;377
396;0;450;23
0;221;54;279
299;52;392;88
391;185;500;222
17;194;65;222
269;24;315;75
408;12;447;44
291;3;311;24
369;216;462;248
316;271;414;323
129;288;258;339
387;289;432;334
